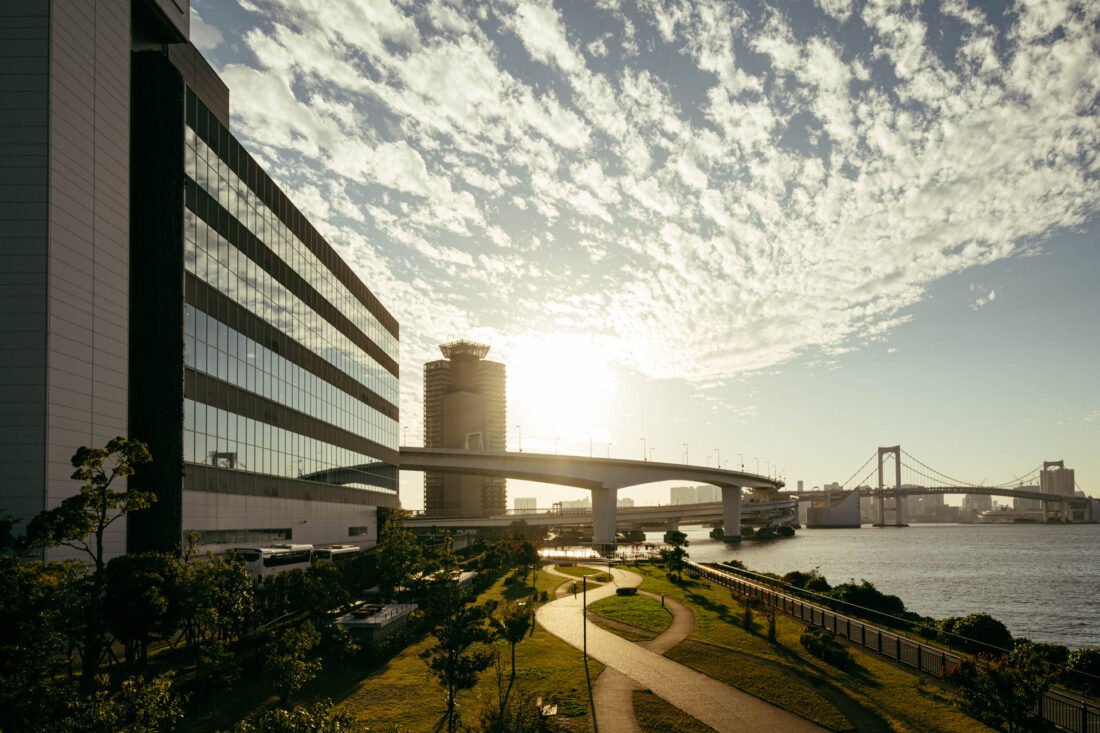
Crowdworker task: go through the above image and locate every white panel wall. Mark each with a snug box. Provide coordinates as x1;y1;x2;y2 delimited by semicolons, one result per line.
182;490;380;552
45;0;131;561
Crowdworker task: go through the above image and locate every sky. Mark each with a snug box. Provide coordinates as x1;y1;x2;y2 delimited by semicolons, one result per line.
189;0;1099;510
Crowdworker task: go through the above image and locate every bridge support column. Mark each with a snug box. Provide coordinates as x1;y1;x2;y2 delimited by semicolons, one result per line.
1062;498;1069;523
591;486;617;545
721;485;742;542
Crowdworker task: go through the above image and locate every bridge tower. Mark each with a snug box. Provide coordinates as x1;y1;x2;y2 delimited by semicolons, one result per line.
875;446;906;527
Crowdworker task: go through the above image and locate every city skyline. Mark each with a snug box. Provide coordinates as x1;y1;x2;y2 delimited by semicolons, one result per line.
190;0;1099;509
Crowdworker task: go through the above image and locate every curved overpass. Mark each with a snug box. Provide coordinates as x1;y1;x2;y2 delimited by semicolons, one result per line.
396;447;784;543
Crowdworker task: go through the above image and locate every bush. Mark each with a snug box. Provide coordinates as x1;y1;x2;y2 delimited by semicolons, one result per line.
615;587;638;596
782;570;831;594
940;613;1013;654
1066;648;1100;696
827;581;906;617
800;628;852;668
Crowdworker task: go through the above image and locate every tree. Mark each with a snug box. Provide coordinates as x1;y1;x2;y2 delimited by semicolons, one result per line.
264;622;323;705
24;437;153;690
229;699;365;733
662;530;690;582
477;658;555;733
493;602;534;680
940;613;1014;654
1066;648;1100;696
421;598;495;733
0;555;86;731
827;581;907;617
945;644;1057;733
103;552;177;668
375;510;422;602
64;672;185;733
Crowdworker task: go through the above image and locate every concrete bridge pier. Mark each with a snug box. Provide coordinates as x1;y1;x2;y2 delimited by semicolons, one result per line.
721;485;742;542
592;486;617;544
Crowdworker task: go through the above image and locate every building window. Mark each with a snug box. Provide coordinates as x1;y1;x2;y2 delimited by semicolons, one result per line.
197;528;292;545
348;526;371;537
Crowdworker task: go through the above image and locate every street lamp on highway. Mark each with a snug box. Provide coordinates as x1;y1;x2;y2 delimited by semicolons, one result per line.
642;437;647;461
682;443;688;464
515;425;522;452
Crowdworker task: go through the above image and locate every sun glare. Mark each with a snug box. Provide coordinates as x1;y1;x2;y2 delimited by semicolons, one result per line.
506;334;617;451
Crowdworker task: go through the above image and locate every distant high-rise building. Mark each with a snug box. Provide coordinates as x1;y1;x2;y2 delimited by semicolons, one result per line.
423;341;506;517
696;485;720;503
1013;485;1042;511
617;497;635;508
670;485;696;505
513;497;536;512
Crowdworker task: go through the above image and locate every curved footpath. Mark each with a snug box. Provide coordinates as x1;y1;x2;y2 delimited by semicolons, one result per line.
537;565;823;732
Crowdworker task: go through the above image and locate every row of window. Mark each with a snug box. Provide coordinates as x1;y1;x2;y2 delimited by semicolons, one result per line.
184;208;398;404
197;528;292;545
183;399;396;492
186;125;398;362
184;304;397;448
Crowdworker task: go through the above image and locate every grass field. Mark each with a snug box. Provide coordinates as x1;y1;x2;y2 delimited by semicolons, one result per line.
329;571;600;732
628;564;993;733
553;564;607;579
631;690;716;732
588;594;672;634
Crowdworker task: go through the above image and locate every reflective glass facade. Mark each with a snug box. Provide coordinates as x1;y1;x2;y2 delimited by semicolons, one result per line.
180;89;399;494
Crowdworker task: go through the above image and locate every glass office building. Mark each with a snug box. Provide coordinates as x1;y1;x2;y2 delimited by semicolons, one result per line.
129;51;401;554
0;0;400;558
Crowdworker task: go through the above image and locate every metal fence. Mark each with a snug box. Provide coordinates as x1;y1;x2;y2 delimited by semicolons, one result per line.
688;560;1100;733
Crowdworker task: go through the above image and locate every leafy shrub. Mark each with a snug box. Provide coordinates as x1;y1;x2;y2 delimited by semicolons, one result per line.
940;613;1013;654
1066;648;1100;696
800;628;852;668
615;587;638;596
827;581;906;616
782;570;831;594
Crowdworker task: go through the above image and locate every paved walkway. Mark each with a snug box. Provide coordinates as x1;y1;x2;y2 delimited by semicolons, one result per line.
590;589;696;733
536;565;823;733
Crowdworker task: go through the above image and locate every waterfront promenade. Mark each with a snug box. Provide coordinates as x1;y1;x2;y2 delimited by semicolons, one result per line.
537;565;823;732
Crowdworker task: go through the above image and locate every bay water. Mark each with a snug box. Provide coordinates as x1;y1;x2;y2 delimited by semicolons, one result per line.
645;523;1099;649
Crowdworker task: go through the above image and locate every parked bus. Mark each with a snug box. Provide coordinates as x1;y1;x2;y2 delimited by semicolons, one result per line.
232;544;313;577
312;545;362;564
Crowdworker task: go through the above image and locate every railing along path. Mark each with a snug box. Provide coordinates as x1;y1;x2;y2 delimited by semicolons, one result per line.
689;560;1099;733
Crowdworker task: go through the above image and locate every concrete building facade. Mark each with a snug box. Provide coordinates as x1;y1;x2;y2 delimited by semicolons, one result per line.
423;341;506;517
1;0;400;558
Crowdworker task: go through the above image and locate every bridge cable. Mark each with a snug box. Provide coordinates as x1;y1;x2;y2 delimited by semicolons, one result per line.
839;452;877;490
901;450;1041;489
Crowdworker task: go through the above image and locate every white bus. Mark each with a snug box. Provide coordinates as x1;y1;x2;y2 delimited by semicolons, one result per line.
312;545;362;565
233;544;313;577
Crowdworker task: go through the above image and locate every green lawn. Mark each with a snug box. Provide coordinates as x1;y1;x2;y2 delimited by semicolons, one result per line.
553;564;607;580
588;594;672;634
328;572;600;732
627;564;993;733
631;690;716;732
665;644;852;731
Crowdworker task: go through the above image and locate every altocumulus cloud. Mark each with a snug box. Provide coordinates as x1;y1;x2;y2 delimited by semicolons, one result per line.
209;0;1098;391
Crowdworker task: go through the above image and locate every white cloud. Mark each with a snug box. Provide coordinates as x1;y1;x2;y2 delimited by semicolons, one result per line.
190;7;223;51
209;0;1099;390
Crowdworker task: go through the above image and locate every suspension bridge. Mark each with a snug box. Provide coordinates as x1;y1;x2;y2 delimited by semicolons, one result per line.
788;446;1094;526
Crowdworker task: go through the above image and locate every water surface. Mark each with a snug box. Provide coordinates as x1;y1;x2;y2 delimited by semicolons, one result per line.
645;523;1099;649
